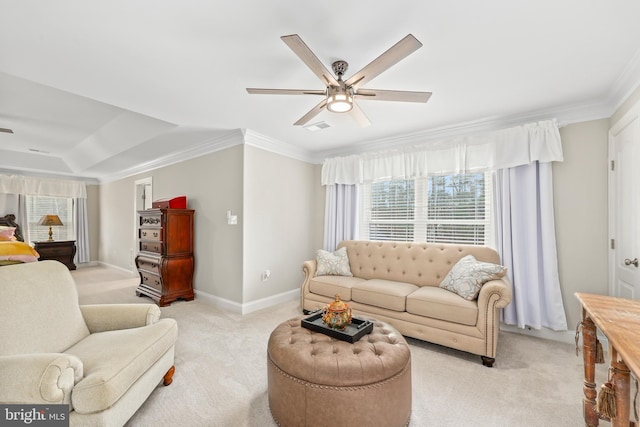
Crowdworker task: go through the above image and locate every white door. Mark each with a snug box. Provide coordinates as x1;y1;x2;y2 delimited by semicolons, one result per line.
610;110;640;299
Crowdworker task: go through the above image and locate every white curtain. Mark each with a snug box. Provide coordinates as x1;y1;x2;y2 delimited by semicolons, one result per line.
321;119;563;185
75;198;90;263
323;184;358;251
495;162;568;331
0;174;87;198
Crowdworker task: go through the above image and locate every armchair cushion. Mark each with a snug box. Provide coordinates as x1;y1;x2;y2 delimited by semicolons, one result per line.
0;353;83;405
80;304;161;333
0;261;90;356
67;318;178;414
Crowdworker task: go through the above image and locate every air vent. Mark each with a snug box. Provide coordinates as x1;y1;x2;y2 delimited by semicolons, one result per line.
304;121;331;132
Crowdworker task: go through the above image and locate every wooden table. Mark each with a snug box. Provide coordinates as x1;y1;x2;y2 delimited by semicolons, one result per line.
576;293;640;427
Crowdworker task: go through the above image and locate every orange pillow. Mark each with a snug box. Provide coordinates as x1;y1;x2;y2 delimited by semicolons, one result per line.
0;241;39;257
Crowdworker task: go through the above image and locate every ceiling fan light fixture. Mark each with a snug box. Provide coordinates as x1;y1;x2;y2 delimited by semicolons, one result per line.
327;91;353;113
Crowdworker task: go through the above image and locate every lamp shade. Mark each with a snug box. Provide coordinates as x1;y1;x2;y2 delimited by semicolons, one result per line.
38;215;63;227
38;214;63;241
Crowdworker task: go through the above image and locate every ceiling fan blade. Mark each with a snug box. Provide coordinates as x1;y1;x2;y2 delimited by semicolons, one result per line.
281;34;339;87
349;101;371;128
356;89;432;103
345;34;422;88
246;88;326;96
293;99;327;126
0;128;14;134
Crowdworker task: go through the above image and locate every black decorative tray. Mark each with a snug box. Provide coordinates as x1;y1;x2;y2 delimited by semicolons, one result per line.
301;311;374;343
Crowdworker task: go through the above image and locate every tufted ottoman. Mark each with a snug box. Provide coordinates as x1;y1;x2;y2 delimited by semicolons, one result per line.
267;316;412;427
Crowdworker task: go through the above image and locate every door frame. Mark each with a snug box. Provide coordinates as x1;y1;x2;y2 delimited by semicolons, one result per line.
133;177;153;270
608;102;640;297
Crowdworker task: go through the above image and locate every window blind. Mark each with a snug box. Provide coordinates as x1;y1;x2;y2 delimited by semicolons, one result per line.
26;195;76;243
360;172;493;246
426;173;491;245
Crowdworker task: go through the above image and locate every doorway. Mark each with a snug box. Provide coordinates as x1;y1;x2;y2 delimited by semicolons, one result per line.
133;177;153;269
609;106;640;299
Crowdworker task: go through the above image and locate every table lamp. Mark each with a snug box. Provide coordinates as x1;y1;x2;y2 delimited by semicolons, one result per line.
38;214;63;241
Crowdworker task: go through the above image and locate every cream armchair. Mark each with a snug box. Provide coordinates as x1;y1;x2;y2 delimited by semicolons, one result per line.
0;261;178;427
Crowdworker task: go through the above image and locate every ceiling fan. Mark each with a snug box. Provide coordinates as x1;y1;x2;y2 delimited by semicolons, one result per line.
246;34;431;127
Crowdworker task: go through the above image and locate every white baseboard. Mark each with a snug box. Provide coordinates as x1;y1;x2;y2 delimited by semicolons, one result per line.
195;288;300;315
500;323;577;345
500;323;609;349
95;261;138;277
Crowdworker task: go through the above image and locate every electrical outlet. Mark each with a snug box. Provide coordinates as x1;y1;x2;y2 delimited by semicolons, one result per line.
261;270;271;281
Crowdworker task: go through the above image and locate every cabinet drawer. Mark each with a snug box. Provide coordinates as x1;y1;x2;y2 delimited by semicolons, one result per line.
136;257;160;275
139;228;162;241
139;214;162;227
140;271;162;292
140;241;163;253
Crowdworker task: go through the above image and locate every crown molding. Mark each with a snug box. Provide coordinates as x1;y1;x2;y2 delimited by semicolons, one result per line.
242;129;319;163
607;47;640;113
97;129;245;183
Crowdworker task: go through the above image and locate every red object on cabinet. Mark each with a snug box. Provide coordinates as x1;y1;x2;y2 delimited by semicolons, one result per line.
152;196;187;209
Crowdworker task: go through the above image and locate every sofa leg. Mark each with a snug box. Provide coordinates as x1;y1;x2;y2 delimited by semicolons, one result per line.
163;366;176;386
481;356;495;368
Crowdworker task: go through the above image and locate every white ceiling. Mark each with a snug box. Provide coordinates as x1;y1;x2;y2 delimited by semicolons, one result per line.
1;1;640;182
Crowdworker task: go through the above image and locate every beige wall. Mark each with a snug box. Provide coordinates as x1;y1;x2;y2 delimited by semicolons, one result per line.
97;140;324;308
554;119;610;329
98;142;246;302
243;146;323;302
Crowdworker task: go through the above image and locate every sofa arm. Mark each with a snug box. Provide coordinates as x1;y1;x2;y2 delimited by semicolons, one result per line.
0;353;83;405
80;304;161;333
301;259;317;309
477;278;513;310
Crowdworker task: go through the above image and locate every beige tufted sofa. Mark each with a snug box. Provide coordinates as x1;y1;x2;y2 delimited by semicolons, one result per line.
301;240;513;366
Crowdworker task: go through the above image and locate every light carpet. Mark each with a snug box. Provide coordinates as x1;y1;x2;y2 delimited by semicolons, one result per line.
72;265;610;427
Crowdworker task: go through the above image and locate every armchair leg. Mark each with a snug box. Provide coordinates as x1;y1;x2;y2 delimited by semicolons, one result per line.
481;356;495;368
163;366;176;386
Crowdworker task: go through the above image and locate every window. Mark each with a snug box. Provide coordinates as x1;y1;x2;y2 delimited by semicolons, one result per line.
360;172;493;246
26;195;76;243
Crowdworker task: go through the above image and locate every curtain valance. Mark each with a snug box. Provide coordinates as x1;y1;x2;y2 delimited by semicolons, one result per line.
321;119;563;185
0;174;87;198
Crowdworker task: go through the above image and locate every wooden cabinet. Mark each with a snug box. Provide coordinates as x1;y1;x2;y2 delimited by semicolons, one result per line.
34;240;77;270
135;208;195;306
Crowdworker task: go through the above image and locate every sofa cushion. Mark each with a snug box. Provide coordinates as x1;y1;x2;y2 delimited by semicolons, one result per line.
352;279;419;312
406;286;478;326
439;255;506;300
309;275;366;301
316;247;353;277
67;318;178;414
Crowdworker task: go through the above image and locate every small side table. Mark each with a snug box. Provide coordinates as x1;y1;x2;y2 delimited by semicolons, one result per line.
34;240;77;270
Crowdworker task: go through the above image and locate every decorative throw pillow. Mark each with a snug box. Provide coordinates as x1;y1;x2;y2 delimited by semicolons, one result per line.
315;247;353;277
439;255;506;301
0;226;16;241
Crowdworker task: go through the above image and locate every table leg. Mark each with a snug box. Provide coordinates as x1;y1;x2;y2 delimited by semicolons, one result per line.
582;315;599;426
610;347;631;427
